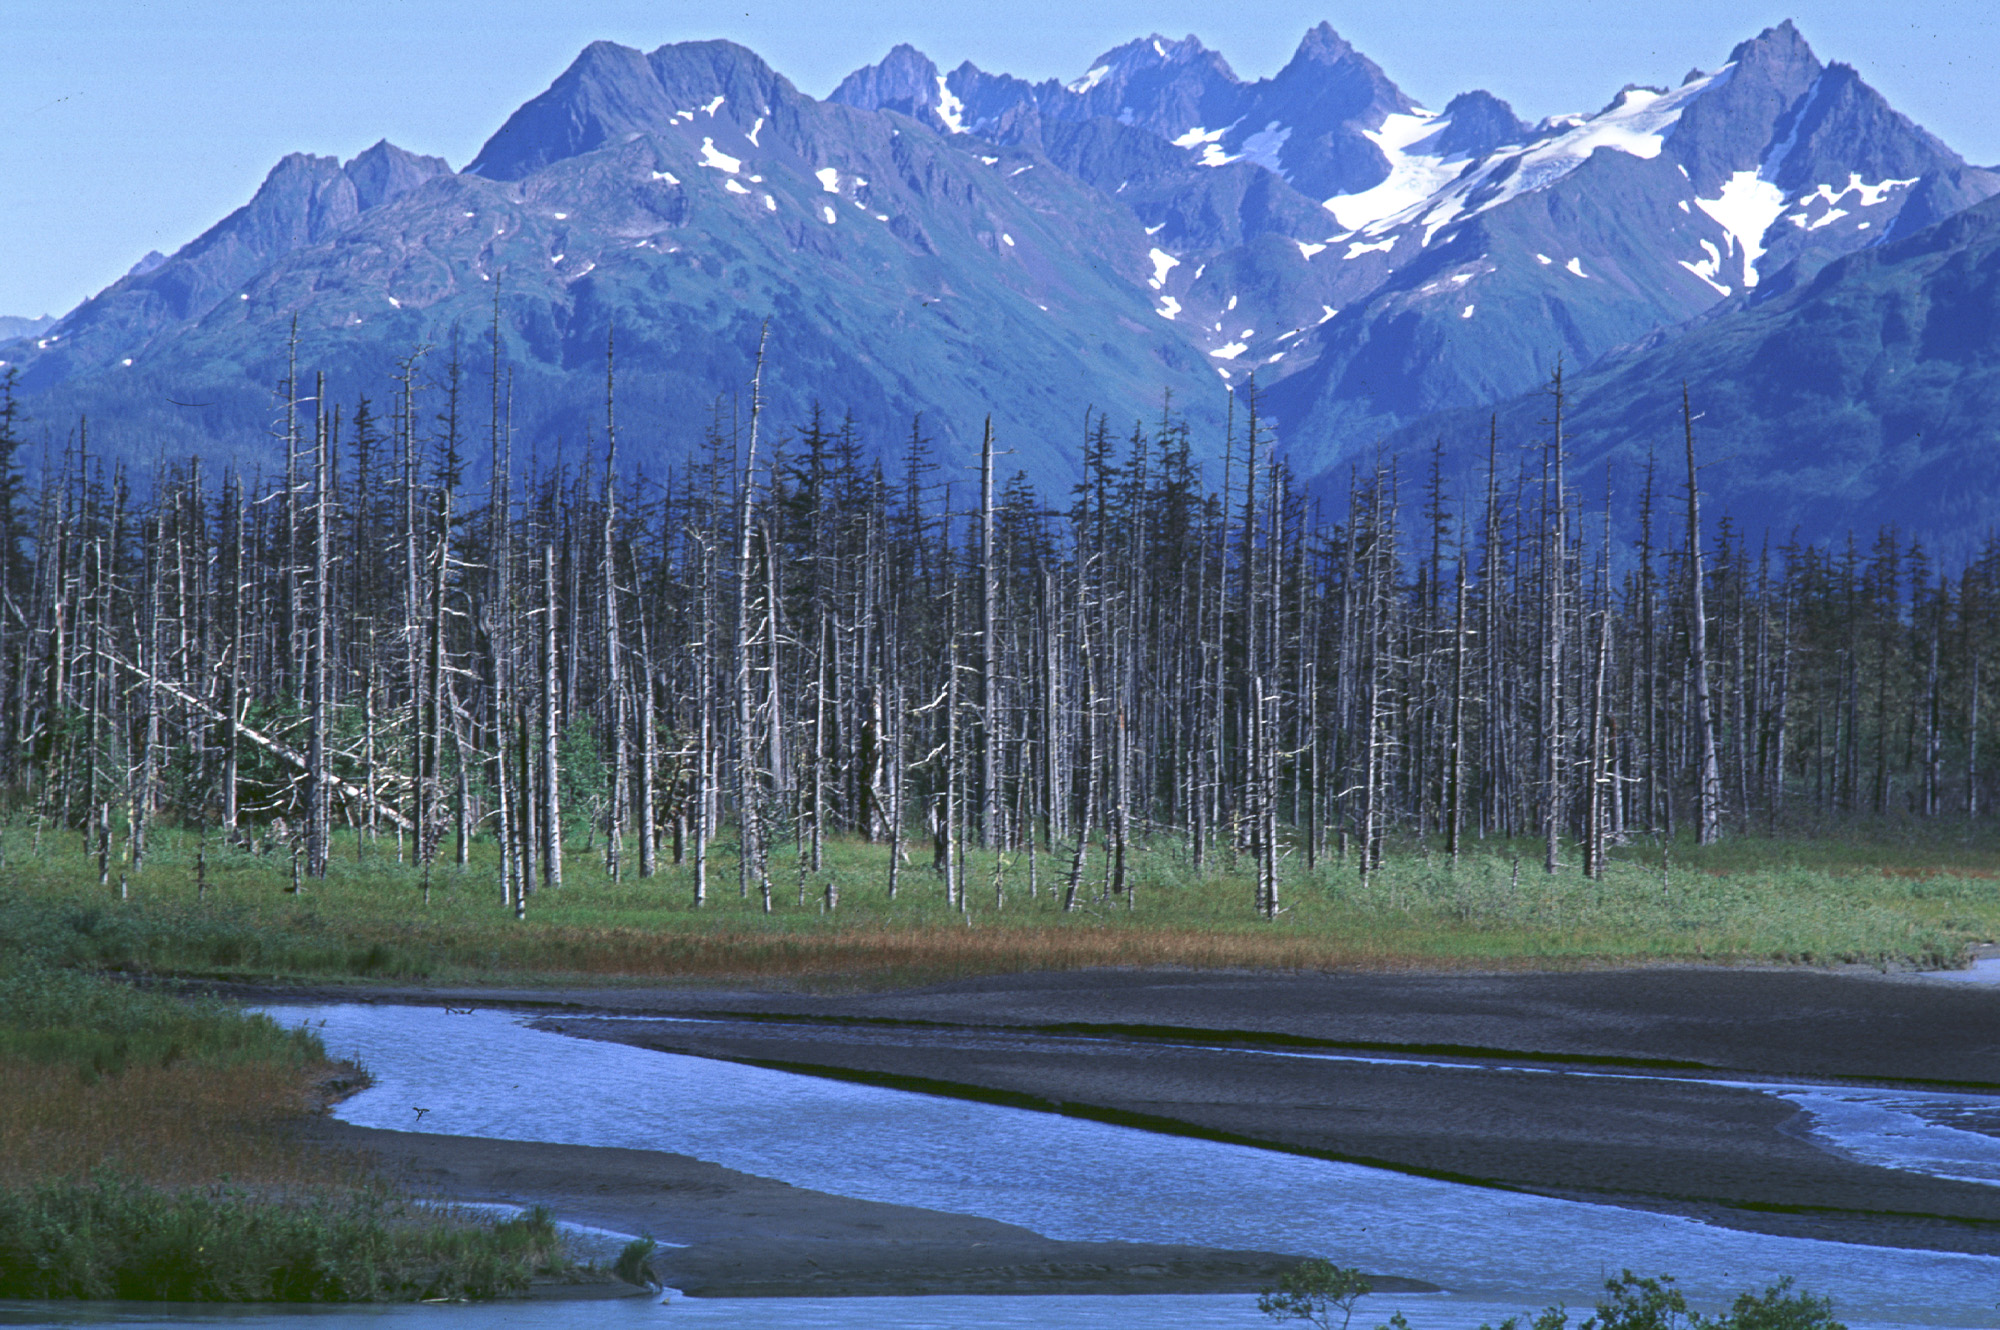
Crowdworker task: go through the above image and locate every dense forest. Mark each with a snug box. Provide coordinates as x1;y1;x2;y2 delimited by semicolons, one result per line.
0;324;1992;920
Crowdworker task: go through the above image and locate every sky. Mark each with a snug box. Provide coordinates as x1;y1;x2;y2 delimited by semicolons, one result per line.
4;0;1997;319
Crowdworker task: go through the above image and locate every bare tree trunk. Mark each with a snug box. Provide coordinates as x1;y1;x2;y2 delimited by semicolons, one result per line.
736;329;770;912
979;419;1000;848
305;379;332;878
637;612;659;879
541;543;563;889
1684;387;1723;845
1447;552;1467;865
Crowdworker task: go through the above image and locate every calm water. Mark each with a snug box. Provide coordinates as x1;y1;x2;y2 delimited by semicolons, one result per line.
6;1001;1999;1330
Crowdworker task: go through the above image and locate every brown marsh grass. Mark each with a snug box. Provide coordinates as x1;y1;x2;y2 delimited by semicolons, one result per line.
0;1057;356;1189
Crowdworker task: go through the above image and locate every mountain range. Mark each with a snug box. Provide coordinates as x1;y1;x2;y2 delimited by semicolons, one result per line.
3;19;1996;547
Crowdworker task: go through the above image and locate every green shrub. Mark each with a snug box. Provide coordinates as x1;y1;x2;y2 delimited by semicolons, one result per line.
0;1176;571;1301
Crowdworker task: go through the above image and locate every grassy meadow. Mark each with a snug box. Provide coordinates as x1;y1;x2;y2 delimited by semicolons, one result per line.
1;813;1994;988
0;888;583;1300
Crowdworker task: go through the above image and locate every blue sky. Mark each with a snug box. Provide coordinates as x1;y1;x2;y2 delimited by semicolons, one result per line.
4;0;1996;318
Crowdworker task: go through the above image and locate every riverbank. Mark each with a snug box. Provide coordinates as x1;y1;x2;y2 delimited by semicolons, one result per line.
245;963;2000;1262
8;825;1996;989
0;957;632;1303
306;1119;1420;1297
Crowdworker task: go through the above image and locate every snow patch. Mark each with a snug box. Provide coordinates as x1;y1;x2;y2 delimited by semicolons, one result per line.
702;95;725;116
724;179;750;195
1147;247;1180;290
122;357;133;366
816;167;841;193
1069;65;1111;94
1345;237;1396;259
1145;222;1165;236
1226;295;1238;311
1173;124;1227;149
935;76;966;134
1210;342;1248;360
1565;257;1588;278
651;170;680;184
1237;121;1292;175
1322;111;1454;232
1679;238;1731;296
1535;253;1553;265
1461;306;1475;319
1008;164;1033;177
553;212;568;220
1156;296;1181;320
1002;233;1015;247
1296;240;1326;260
1266;352;1285;363
698;139;741;173
1849;174;1917;207
747;117;764;146
1318;305;1338;323
821;205;838;224
1802;172;1917;212
1695;169;1785;288
387;296;401;308
979;155;1000;166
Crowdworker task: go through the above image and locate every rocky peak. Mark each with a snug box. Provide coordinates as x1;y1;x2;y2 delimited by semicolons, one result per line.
1763;63;1961;193
1666;20;1824;194
1435;91;1529;159
829;44;943;121
467;39;789;182
466;42;671;181
345;141;452;212
1286;20;1355;69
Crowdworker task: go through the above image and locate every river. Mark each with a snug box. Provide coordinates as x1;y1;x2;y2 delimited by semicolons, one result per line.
5;997;1998;1330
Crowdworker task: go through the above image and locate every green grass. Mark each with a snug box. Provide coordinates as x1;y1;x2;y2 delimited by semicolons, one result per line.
0;875;594;1303
2;814;1994;987
0;1179;572;1302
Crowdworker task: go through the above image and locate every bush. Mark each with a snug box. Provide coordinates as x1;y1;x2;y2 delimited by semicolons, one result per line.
1470;1271;1845;1330
1262;1266;1847;1330
0;1176;571;1301
1259;1260;1374;1330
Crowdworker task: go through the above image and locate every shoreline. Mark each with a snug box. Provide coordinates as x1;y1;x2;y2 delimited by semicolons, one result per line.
304;1119;1428;1297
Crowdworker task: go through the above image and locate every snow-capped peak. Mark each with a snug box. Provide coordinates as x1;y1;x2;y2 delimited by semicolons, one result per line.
1341;67;1727;244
